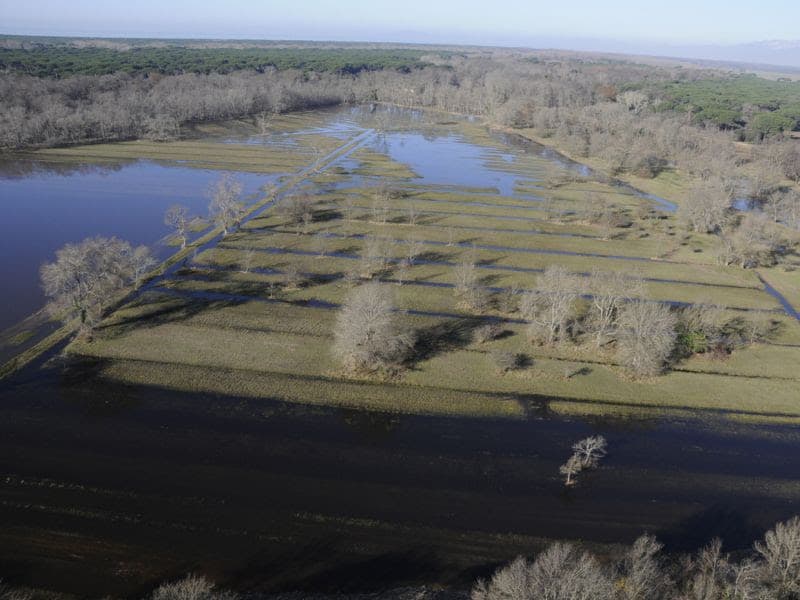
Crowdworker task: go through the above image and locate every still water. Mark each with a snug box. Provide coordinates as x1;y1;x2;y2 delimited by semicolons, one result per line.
0;161;268;331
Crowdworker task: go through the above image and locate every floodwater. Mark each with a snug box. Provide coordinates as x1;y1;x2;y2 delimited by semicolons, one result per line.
1;106;799;596
0;161;269;332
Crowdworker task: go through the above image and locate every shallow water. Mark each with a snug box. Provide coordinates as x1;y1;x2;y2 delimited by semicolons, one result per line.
1;106;680;334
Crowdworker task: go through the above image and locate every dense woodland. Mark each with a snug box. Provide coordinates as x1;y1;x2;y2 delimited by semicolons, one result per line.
3;42;798;246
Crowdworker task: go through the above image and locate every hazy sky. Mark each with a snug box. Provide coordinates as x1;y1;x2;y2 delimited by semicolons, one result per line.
1;0;798;46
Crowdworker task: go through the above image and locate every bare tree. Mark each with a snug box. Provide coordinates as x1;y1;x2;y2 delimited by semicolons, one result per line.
615;301;677;377
129;245;157;288
40;236;149;332
151;573;236;600
395;258;411;286
587;269;645;348
332;282;414;374
719;213;794;268
164;204;190;249
209;174;244;236
677;179;732;233
473;543;615;600
615;534;671;600
239;248;256;273
277;194;316;235
572;435;608;469
407;204;419;226
405;235;424;266
519;266;581;345
560;454;584;487
312;231;330;258
754;515;800;597
359;235;391;278
454;248;488;311
778;142;800;183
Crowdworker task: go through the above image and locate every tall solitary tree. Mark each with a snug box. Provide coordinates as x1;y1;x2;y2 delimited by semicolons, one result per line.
209;174;244;236
333;282;413;375
164;204;190;249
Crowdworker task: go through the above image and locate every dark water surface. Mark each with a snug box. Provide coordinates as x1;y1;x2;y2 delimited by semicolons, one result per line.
1;107;798;596
1;361;799;596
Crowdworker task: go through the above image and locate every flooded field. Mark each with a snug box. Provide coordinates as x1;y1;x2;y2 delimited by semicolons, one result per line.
1;106;799;596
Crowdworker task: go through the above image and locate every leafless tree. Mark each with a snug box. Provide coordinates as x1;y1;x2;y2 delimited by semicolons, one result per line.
474;320;504;344
615;301;677;377
395;258;411;286
587;269;645;348
312;231;330;257
778;142;800;183
677;179;732;233
209;174;244;236
560;454;584;487
407;204;419;226
615;534;671;600
150;573;237;600
754;515;800;597
0;579;34;600
519;266;581;345
164;204;190;249
405;235;424;266
281;265;304;291
332;282;414;375
359;235;391;278
719;213;795;268
277;194;317;235
40;236;151;332
572;435;608;469
239;248;256;273
129;245;157;288
454;249;488;311
255;112;272;136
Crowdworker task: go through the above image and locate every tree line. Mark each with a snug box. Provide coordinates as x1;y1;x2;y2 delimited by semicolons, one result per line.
4;514;797;599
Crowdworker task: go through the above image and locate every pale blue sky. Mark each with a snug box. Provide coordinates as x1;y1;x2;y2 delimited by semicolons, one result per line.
0;0;797;46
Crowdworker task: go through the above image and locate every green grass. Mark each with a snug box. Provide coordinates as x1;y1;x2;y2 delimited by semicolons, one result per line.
53;115;800;423
29;136;339;173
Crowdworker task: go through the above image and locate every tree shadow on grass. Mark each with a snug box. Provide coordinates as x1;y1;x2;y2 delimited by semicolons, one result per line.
410;317;486;365
95;293;248;340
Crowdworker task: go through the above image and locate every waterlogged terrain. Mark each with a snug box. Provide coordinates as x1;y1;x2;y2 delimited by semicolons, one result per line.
1;106;800;596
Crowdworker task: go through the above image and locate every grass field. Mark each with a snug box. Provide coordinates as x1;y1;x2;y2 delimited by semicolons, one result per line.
59;111;800;422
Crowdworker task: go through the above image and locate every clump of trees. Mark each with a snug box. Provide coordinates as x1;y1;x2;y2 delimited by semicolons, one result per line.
40;236;156;333
473;515;800;600
677;179;732;234
277;194;318;235
150;574;235;600
332;282;414;375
